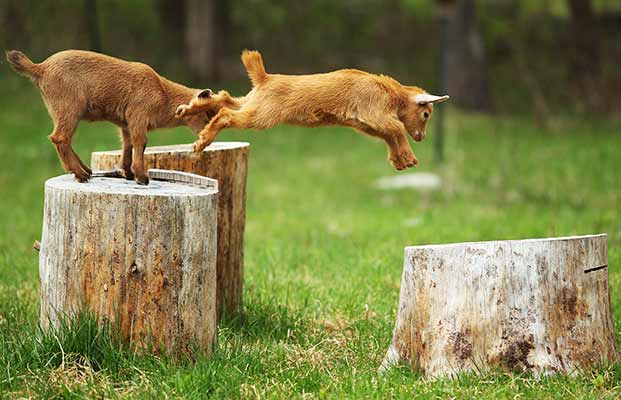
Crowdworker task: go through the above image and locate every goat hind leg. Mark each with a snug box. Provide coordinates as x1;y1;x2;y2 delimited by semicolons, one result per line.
119;127;134;180
129;128;149;185
193;108;256;153
214;90;245;110
177;90;244;118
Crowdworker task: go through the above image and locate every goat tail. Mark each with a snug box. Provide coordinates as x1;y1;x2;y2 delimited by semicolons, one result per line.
241;50;268;87
6;50;41;79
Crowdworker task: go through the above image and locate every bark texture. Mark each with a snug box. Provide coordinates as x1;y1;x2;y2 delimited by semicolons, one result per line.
92;142;249;317
39;172;218;354
382;234;618;377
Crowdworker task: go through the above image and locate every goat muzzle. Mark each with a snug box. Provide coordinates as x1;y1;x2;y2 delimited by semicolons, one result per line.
413;130;425;142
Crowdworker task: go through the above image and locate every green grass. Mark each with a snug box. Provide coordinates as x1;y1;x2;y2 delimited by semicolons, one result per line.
0;74;620;398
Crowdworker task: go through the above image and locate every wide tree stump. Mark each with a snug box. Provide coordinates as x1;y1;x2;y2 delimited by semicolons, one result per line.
381;234;619;377
39;170;218;354
92;142;249;317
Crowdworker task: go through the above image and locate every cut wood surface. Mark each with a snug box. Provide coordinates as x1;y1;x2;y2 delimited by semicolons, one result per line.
92;142;249;317
382;234;619;377
39;172;218;354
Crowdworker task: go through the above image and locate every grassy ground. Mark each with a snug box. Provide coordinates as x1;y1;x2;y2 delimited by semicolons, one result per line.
0;74;620;398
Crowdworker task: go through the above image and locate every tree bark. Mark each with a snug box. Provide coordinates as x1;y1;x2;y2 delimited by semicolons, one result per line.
381;234;619;377
39;171;218;355
91;142;249;318
438;0;492;111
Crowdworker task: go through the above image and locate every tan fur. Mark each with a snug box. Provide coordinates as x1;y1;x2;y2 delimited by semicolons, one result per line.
176;50;449;170
6;50;213;184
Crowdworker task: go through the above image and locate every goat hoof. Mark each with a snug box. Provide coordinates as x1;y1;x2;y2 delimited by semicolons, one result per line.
175;105;187;118
75;173;90;183
397;152;418;169
392;162;404;171
390;158;405;170
192;141;206;153
135;175;149;185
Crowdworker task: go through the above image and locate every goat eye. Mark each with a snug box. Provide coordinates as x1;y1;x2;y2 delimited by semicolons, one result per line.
423;111;430;119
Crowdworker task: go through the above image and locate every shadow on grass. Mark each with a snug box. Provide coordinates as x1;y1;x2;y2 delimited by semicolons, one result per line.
218;295;310;343
0;295;309;379
0;311;142;395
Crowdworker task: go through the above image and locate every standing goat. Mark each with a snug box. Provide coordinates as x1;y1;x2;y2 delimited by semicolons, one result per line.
176;50;449;170
6;50;214;184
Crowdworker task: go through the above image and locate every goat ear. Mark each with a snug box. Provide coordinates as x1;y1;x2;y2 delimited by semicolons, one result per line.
197;89;213;99
412;93;450;105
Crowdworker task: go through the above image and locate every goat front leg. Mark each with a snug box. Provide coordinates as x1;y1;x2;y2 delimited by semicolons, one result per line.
193;108;256;153
128;125;149;185
48;121;91;182
385;133;418;170
119;127;134;180
360;118;418;170
69;148;92;176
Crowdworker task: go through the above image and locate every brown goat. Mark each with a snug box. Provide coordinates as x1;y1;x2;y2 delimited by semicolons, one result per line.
176;50;449;170
6;50;214;184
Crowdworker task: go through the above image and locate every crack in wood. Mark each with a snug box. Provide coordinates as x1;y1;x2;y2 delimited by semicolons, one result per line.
584;264;608;274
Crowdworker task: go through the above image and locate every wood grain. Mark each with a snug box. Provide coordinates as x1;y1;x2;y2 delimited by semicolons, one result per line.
92;142;249;317
39;173;218;354
381;234;619;376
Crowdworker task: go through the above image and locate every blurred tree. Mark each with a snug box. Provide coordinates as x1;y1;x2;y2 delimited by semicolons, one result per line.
185;0;228;82
2;0;619;114
156;0;186;57
0;0;30;50
567;0;602;110
438;0;492;111
83;0;101;52
568;0;599;66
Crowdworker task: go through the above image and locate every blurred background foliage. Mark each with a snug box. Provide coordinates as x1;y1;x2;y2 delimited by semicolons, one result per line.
2;0;620;117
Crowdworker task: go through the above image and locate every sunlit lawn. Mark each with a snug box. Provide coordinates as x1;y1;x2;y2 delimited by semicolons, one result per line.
1;75;620;398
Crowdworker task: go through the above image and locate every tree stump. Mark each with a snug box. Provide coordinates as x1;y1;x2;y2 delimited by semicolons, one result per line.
91;142;249;317
39;170;219;354
381;234;619;377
